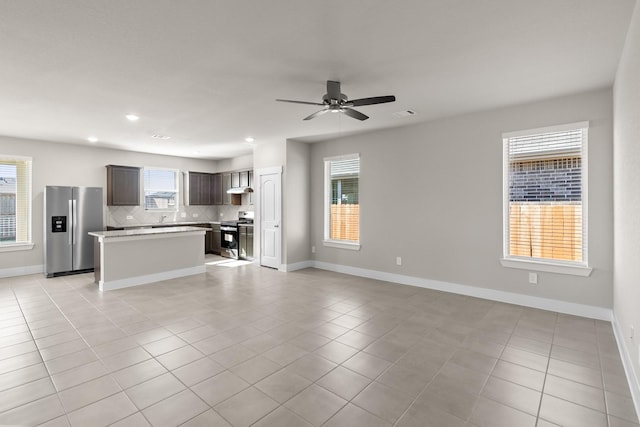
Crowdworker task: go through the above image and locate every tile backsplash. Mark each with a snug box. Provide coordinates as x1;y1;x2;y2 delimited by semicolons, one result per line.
107;203;253;226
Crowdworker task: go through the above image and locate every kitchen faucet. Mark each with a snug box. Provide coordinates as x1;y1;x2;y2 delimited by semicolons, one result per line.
160;215;167;223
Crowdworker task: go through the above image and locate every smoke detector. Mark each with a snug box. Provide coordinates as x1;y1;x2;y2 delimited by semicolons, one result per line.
392;110;416;118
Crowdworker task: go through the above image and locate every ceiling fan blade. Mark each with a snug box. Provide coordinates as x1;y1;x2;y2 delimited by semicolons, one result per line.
342;108;369;121
303;108;330;120
276;99;325;106
346;95;396;107
326;80;342;100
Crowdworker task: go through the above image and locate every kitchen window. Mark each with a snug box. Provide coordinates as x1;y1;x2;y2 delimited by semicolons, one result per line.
501;122;591;276
323;154;360;250
0;155;32;251
143;167;179;211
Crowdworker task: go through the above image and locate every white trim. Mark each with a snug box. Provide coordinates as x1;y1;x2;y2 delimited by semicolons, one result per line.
282;260;313;272
324;160;331;241
611;314;640;420
98;265;205;291
502;121;590;139
582;126;589;266
323;153;360;162
500;258;592;277
255;166;282;176
0;264;44;278
0;242;34;252
311;261;611;320
322;240;361;251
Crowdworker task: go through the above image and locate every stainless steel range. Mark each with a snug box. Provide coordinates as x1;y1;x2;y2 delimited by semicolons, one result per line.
220;211;254;259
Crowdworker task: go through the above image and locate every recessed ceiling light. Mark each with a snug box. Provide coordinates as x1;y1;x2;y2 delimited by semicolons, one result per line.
125;114;140;122
151;134;171;140
87;136;98;143
245;137;254;143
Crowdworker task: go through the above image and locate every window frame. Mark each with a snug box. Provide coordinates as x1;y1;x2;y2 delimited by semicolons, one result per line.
500;122;592;277
0;154;33;252
323;153;361;251
142;167;180;212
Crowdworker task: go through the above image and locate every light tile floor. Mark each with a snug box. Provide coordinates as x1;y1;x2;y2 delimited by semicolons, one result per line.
0;257;638;426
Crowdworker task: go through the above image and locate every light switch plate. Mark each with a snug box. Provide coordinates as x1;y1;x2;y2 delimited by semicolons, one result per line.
528;272;538;284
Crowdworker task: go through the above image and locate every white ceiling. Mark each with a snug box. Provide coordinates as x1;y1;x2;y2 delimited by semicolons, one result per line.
0;1;636;160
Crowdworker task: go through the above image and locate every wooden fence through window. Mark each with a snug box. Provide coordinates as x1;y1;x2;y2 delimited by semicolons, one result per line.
331;204;359;241
509;203;582;262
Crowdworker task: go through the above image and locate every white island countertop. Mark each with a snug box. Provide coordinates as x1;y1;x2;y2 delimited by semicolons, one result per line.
89;226;208;240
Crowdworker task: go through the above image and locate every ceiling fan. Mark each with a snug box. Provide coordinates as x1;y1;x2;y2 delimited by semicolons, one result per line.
276;80;396;121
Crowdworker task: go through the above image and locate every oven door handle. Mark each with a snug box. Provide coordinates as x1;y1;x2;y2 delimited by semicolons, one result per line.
220;226;237;232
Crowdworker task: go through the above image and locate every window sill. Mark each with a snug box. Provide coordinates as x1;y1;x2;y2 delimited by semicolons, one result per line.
500;258;592;277
0;242;34;253
323;240;361;251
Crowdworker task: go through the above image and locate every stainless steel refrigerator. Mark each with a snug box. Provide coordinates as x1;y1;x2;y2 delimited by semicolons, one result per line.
44;186;103;277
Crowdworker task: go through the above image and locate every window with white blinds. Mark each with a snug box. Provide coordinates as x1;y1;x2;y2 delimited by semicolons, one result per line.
324;154;360;248
143;167;179;211
0;155;32;248
503;122;588;267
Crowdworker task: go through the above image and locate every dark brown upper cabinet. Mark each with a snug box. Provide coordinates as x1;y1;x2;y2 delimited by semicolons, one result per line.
188;172;212;205
106;165;140;206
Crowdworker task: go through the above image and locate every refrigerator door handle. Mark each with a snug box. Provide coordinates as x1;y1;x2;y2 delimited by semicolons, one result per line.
72;199;78;245
68;200;73;245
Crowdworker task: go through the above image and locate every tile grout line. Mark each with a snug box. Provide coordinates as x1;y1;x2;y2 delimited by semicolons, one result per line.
1;282;68;426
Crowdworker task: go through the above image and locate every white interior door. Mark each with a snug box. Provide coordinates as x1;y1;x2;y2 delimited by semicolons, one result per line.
259;170;281;269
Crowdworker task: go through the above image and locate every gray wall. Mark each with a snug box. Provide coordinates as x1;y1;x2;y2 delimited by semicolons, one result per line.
251;138;310;268
0;136;217;272
284;140;310;266
310;88;613;308
613;1;640;396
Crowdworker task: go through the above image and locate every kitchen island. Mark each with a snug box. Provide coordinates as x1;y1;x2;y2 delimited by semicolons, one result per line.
89;226;206;291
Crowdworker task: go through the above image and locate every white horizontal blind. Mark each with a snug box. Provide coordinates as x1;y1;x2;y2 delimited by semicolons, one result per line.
508;129;582;159
504;126;586;264
143;168;178;211
0;156;32;245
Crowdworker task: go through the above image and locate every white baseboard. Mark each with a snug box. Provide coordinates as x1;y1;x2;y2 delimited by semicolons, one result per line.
99;265;206;291
611;314;640;420
281;260;313;272
0;264;44;278
311;261;612;321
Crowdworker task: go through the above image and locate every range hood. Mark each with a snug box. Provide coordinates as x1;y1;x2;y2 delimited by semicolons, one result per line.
226;186;253;194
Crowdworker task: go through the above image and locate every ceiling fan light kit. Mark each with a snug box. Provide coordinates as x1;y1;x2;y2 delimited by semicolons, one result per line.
276;80;396;121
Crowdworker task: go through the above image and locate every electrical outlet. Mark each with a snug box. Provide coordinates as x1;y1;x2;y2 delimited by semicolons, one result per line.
126;215;133;220
180;212;187;218
311;246;316;253
192;213;199;218
396;257;402;266
528;272;538;284
220;212;224;217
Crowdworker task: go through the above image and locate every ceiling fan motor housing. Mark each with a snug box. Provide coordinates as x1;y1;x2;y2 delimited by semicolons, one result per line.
323;93;348;105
